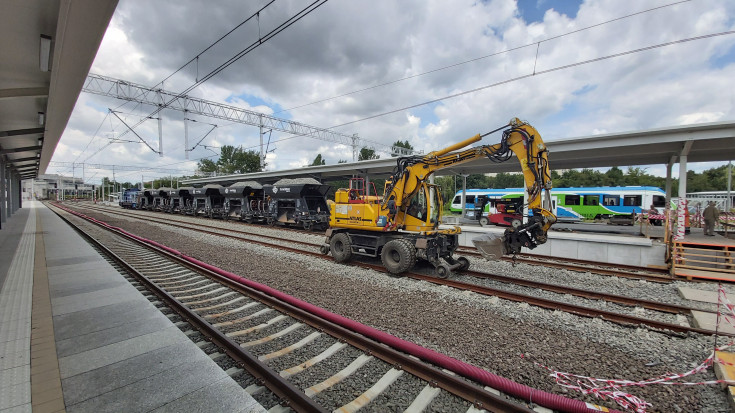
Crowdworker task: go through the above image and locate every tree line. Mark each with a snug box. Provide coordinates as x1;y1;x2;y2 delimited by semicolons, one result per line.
102;140;733;200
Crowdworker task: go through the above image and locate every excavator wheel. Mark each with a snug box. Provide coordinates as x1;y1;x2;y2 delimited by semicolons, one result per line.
381;239;417;274
330;233;353;263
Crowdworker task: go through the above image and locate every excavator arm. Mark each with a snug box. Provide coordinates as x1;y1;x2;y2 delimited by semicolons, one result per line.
381;118;556;257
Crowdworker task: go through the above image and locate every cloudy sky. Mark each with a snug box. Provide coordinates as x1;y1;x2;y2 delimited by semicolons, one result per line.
49;0;735;185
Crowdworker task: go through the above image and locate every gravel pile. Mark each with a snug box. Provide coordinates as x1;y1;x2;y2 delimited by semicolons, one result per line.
67;204;732;412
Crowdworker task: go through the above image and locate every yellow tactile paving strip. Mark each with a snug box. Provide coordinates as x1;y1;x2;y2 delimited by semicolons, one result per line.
30;210;66;413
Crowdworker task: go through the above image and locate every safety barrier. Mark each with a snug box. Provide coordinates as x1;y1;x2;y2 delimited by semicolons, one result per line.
671;241;735;281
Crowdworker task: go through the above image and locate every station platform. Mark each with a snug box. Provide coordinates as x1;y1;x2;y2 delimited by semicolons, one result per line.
0;202;264;413
445;220;668;268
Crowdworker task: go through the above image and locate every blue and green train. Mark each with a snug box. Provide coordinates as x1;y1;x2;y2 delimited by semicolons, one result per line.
450;186;667;220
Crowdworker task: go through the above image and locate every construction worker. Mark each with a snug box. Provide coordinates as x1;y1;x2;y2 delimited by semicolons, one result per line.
703;201;720;236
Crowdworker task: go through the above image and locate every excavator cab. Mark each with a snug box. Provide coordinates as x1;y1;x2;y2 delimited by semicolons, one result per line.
401;183;442;232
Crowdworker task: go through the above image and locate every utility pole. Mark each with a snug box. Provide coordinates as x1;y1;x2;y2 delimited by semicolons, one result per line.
112;165;116;199
259;114;265;170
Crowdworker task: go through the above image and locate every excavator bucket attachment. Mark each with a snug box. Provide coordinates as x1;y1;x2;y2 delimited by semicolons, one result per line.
472;233;507;261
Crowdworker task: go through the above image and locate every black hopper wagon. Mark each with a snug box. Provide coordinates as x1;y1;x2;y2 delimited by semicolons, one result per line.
190;184;226;219
159;188;181;213
263;178;331;231
222;181;268;223
136;189;154;210
177;187;196;215
189;187;209;216
152;188;173;212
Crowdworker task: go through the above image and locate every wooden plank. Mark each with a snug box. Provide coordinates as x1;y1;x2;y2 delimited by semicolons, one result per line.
674;268;735;281
676;264;735;274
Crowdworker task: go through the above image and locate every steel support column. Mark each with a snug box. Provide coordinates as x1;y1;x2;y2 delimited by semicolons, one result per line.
0;157;7;223
676;142;693;240
461;174;467;218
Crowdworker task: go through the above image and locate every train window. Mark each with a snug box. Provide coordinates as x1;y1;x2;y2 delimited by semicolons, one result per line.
652;195;666;208
565;195;580;205
623;195;642;206
603;195;620;206
453;195;476;204
583;195;599;206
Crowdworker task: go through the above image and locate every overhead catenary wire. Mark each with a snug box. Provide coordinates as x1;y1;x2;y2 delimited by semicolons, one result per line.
155;0;277;87
109;0;330;149
274;0;692;115
232;28;735;152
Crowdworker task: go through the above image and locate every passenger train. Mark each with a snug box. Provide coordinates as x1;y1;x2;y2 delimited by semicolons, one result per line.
451;186;668;220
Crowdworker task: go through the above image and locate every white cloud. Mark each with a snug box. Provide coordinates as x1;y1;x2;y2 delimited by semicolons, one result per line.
52;0;735;185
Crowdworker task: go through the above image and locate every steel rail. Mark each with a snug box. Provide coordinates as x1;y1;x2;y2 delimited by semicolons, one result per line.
51;203;533;413
456;248;673;282
462;269;716;316
403;273;728;337
64;203;728;337
82;203;675;283
51;208;326;413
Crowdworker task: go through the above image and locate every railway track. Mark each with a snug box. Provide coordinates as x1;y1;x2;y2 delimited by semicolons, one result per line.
50;203;538;413
85;202;674;281
63;202;725;337
455;249;672;282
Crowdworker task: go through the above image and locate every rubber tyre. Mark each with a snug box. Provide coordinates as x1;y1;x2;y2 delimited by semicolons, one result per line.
479;217;489;227
381;239;417;274
330;233;353;263
511;219;521;228
457;256;470;271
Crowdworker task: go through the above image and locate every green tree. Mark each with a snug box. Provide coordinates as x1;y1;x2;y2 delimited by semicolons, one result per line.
493;172;525;188
434;176;456;210
390;139;414;157
604;166;624;186
465;174;490;188
197;158;218;173
311;154;326;166
215;145;262;174
358;147;380;161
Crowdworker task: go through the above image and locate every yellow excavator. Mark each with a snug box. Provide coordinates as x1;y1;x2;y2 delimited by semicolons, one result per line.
321;118;556;277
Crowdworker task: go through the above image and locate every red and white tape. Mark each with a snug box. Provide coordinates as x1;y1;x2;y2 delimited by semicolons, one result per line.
527;284;735;412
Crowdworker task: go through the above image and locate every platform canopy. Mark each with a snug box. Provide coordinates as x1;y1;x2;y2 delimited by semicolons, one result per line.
182;121;735;186
0;0;118;179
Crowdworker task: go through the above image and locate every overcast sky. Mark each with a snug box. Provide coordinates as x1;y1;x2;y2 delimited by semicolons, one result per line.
49;0;735;185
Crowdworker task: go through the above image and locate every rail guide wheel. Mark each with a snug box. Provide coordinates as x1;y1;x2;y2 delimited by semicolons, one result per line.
456;256;470;271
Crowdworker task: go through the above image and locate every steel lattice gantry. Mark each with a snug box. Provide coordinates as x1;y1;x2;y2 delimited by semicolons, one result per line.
82;73;415;163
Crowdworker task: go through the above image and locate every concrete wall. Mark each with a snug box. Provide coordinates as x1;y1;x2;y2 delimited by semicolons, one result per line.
449;225;667;268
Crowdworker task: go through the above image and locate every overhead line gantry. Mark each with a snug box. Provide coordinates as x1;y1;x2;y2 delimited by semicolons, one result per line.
82;73;416;166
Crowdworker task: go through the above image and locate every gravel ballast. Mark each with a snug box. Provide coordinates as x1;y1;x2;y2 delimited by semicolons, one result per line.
65;204;733;412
